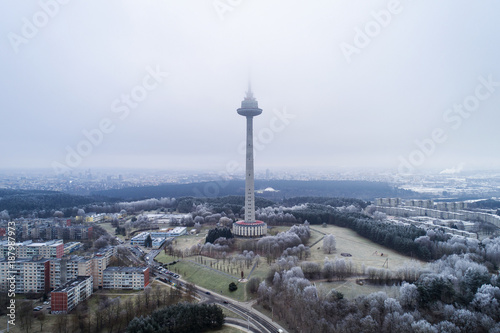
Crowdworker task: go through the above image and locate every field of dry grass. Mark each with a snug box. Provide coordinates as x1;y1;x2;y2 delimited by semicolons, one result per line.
156;224;422;301
308;225;423;271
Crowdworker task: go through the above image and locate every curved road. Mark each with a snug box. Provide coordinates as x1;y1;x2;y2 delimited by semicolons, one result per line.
154;270;286;333
200;291;282;333
149;249;287;333
225;318;261;333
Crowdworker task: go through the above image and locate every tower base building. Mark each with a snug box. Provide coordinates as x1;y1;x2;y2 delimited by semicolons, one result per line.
233;220;267;238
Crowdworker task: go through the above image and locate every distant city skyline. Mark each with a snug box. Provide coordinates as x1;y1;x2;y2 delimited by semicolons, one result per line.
1;1;500;174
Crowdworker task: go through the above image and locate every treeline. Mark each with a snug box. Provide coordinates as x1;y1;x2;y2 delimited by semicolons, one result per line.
287;204;429;260
175;196;275;214
300;258;422;283
467;199;500;210
282;196;368;209
93;179;423;201
0;189;105;217
127;303;224;333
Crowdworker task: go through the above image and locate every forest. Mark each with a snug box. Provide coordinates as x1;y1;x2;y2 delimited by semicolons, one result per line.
0;189;109;216
256;230;500;333
127;303;224;333
92;179;422;200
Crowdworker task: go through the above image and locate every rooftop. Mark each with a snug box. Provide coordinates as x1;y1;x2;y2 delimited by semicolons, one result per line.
104;266;148;273
0;257;50;264
234;220;266;226
52;276;92;293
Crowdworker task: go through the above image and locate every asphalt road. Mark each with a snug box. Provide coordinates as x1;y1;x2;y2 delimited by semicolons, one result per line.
149;248;286;333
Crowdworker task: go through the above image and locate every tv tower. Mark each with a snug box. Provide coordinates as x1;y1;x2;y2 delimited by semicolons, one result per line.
237;82;262;223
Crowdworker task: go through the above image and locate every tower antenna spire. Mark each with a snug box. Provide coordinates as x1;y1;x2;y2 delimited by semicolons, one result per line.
246;80;254;99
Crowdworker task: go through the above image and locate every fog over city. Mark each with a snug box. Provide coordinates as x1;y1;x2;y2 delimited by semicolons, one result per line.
1;1;500;173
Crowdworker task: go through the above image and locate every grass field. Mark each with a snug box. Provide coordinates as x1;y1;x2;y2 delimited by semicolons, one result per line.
172;232;206;251
99;222;121;239
157;258;248;301
156;224;421;301
309;225;423;271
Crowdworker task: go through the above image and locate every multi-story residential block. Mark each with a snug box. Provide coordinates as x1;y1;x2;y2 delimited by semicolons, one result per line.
0;239;64;259
51;276;93;314
63;242;82;255
103;267;149;290
49;256;92;289
51;225;93;240
0;257;50;294
91;246;116;289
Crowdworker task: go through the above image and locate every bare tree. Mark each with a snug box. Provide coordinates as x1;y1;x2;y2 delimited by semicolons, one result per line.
55;314;69;333
186;283;197;302
34;310;46;332
323;234;336;254
18;301;34;333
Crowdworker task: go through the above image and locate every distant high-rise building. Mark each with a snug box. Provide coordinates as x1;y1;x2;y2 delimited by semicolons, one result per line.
233;84;267;238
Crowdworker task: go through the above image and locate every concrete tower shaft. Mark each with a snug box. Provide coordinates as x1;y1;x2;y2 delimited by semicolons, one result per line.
237;85;262;223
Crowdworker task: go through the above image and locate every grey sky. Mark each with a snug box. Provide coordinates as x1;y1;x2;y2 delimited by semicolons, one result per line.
1;0;499;174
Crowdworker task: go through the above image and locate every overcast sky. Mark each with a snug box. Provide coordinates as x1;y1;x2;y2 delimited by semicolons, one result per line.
1;0;499;174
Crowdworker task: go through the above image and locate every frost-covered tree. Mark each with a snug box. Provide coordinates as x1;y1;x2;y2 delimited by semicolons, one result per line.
53;211;64;218
323;234;336;254
471;284;500;320
399;282;419;310
322;258;334;281
0;210;9;220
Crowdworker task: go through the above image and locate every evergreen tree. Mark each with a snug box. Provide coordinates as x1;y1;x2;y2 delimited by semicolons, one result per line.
144;234;152;248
